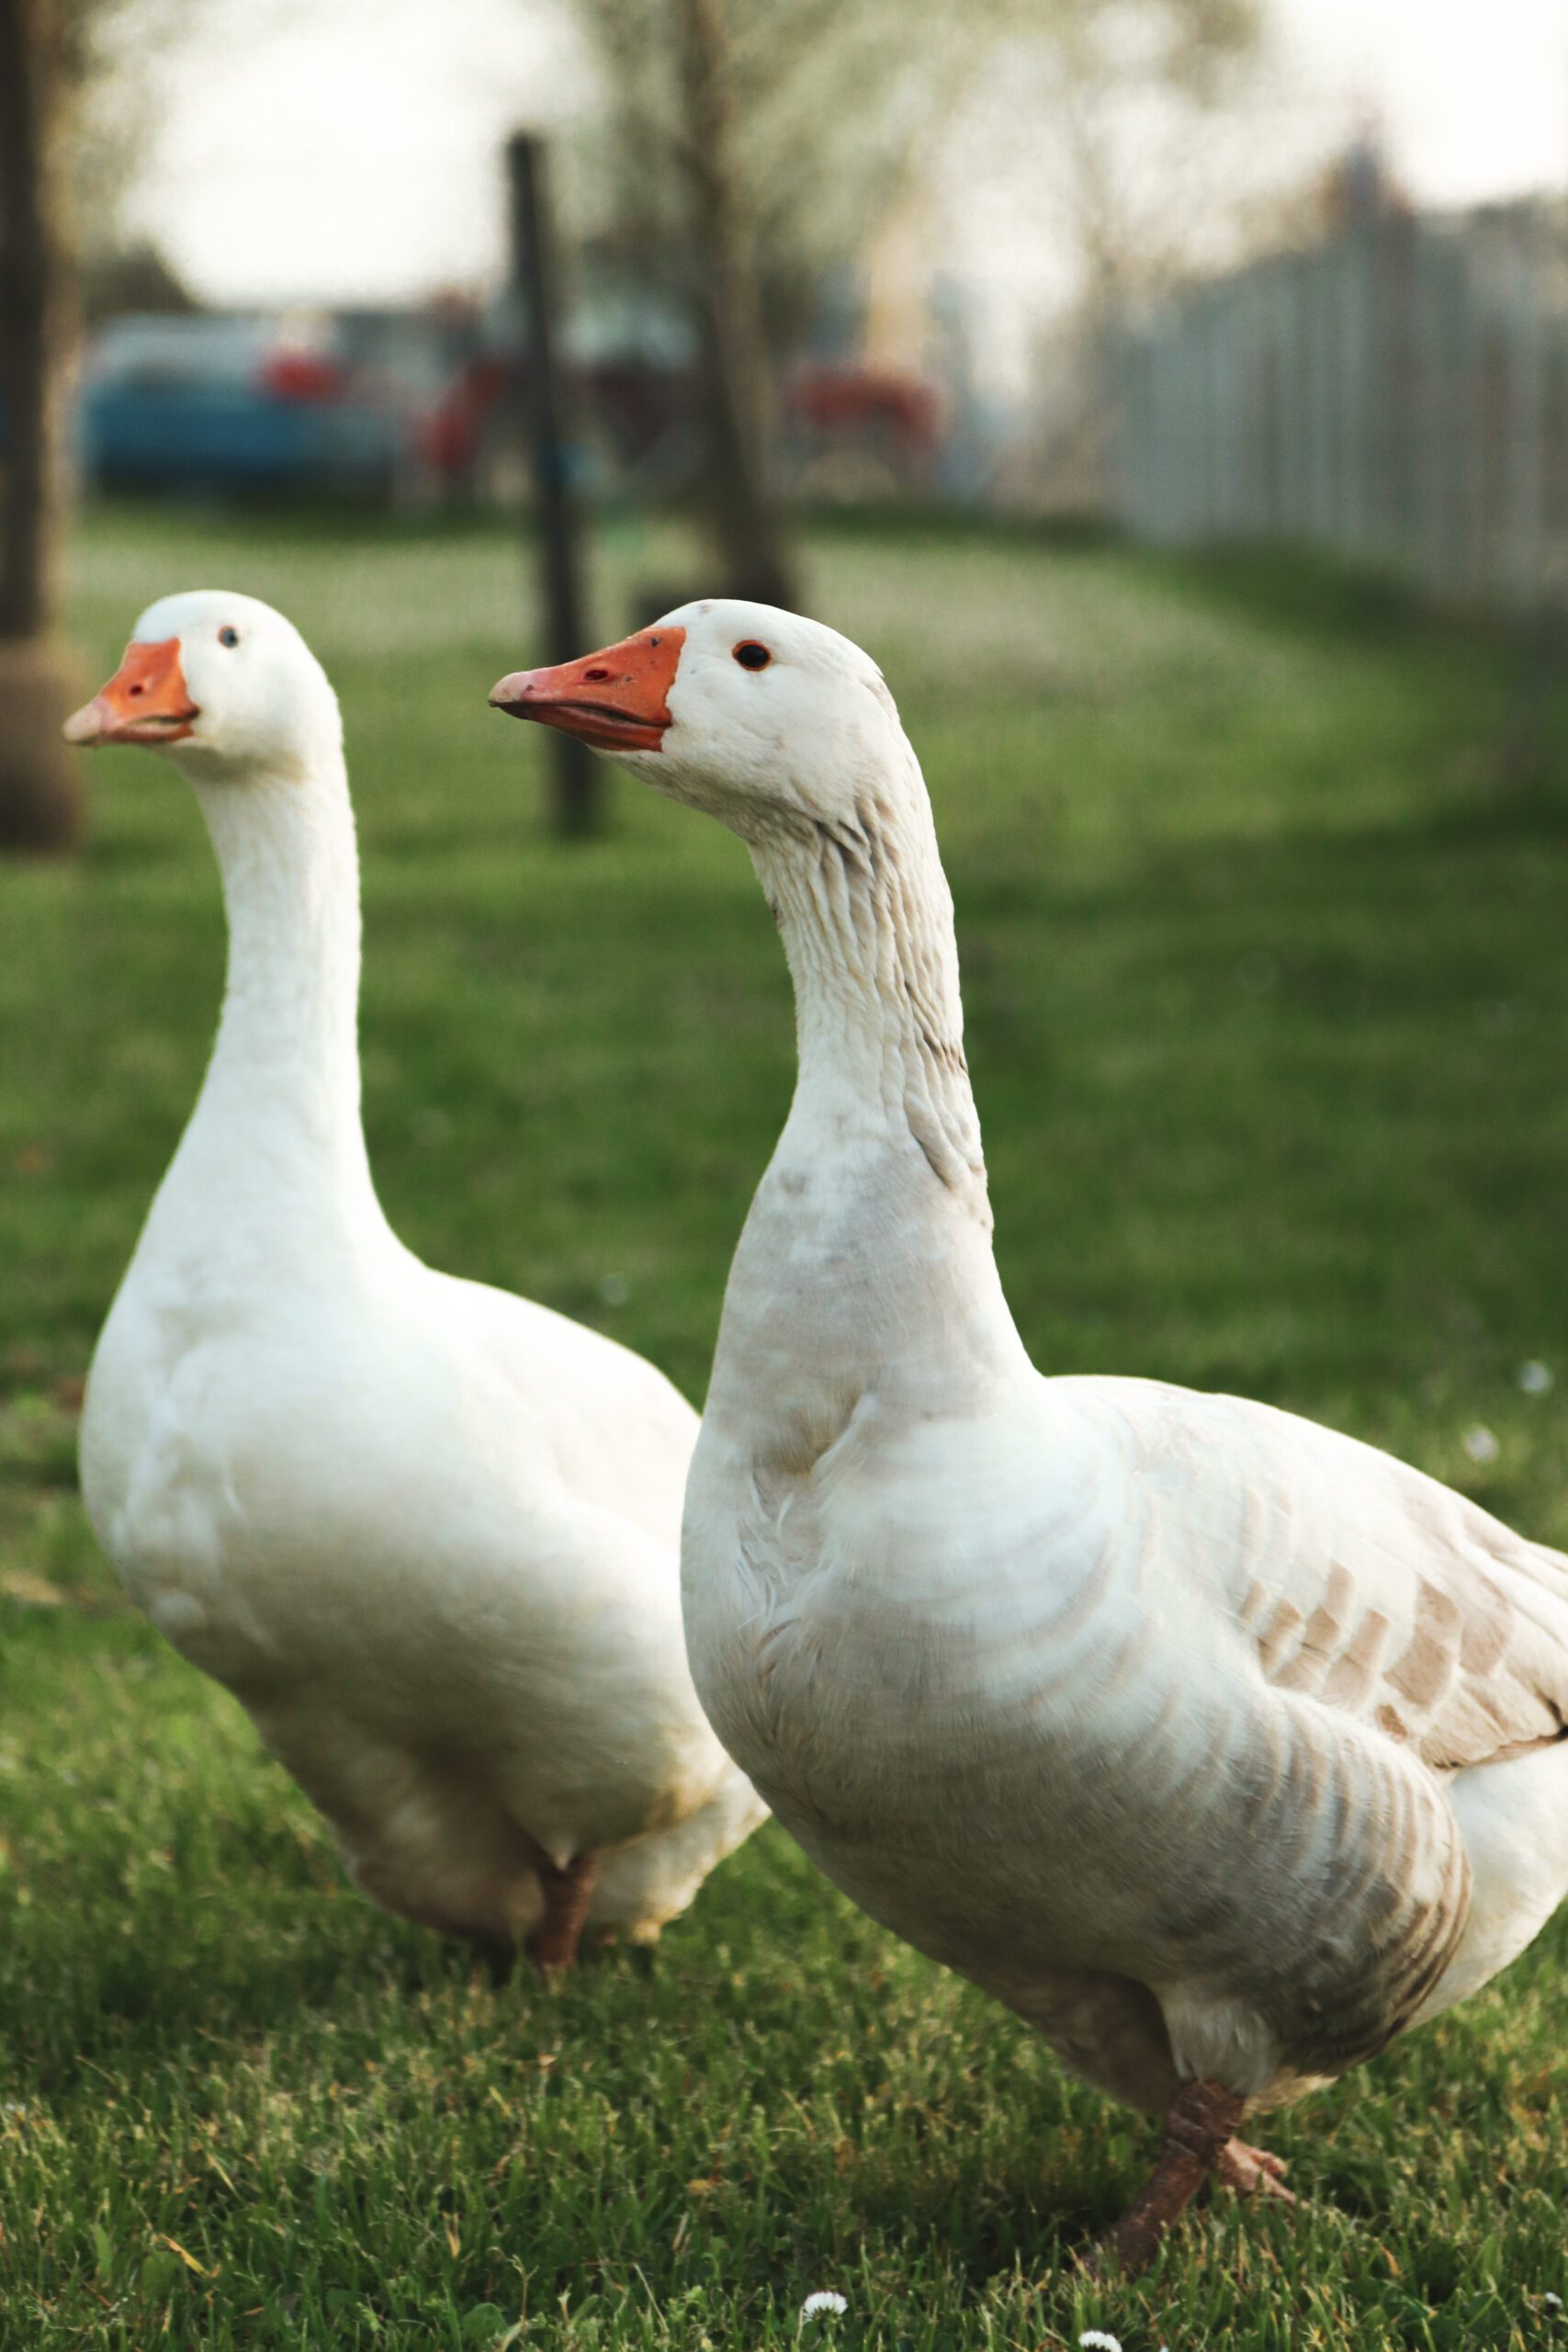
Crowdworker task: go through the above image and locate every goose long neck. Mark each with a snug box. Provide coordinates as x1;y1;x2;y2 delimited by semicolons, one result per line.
188;752;378;1213
753;757;987;1216
711;748;1029;1447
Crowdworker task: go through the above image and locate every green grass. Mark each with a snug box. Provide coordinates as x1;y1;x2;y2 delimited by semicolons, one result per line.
3;504;1567;2347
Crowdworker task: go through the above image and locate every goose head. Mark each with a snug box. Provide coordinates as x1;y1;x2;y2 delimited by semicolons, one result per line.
489;600;908;842
65;590;342;783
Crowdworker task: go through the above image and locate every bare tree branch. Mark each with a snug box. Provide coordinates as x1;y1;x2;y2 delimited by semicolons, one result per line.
568;0;974;599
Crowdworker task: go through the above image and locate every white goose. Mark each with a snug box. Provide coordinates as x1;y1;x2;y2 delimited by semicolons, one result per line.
491;603;1568;2261
67;591;763;1967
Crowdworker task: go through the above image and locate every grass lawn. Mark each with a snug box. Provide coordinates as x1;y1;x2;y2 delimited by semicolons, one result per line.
2;504;1567;2349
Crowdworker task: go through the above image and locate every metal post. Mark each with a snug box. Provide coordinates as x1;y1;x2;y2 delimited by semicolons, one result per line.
506;130;597;839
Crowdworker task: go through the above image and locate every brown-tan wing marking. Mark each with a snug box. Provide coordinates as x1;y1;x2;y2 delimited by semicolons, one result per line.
1224;1406;1568;1774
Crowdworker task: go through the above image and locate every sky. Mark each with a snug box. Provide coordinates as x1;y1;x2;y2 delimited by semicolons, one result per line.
126;0;594;307
126;0;1568;363
1271;0;1568;204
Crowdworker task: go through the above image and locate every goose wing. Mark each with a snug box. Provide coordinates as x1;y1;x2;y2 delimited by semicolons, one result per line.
1090;1378;1568;1774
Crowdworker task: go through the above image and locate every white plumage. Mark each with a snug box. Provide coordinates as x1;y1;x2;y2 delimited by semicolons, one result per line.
72;590;763;1962
493;597;1568;2255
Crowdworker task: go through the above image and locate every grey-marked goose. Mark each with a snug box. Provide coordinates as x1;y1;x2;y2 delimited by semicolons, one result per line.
491;601;1568;2263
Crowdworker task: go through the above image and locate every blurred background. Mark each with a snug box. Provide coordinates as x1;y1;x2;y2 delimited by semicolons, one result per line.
8;0;1568;1486
6;0;1568;1552
7;10;1568;2335
6;0;1568;833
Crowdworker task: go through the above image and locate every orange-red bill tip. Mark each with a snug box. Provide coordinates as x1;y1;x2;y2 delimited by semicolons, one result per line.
489;625;683;753
63;637;198;748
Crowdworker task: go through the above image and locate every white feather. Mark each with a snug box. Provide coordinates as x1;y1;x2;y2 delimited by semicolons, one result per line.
80;591;764;1946
637;597;1568;2109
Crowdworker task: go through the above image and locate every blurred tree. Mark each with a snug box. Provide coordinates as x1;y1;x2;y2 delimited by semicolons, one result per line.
0;0;82;849
570;0;1267;594
1032;0;1266;320
0;0;181;852
571;0;964;607
975;0;1274;514
80;238;197;327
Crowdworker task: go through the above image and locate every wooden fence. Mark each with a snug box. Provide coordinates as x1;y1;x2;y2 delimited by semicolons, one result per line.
1112;204;1568;615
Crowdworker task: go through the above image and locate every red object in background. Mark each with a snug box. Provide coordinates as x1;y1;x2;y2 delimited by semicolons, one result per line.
259;349;350;402
416;353;693;486
785;366;943;457
422;354;510;477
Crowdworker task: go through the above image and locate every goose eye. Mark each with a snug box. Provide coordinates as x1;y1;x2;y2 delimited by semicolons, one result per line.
218;626;240;648
733;640;772;671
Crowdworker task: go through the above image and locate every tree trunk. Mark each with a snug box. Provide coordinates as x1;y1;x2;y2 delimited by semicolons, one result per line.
674;0;796;610
0;0;84;852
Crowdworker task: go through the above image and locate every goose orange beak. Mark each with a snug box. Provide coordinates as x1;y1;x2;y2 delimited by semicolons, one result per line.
489;626;683;752
63;639;198;748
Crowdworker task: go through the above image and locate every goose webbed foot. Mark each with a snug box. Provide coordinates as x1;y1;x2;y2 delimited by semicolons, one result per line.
1096;2077;1246;2275
1216;2136;1295;2204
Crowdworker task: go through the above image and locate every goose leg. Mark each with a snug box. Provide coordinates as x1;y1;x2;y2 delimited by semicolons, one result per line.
531;1852;600;1971
1098;2078;1246;2274
474;1934;521;1988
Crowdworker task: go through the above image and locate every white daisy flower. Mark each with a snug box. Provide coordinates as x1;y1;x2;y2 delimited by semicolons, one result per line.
799;2291;849;2324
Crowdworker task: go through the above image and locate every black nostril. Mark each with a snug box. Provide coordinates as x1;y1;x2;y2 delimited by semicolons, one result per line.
583;665;611;682
129;683;143;695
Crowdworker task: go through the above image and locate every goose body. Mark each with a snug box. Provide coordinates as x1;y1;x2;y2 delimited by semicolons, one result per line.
73;592;763;1957
491;603;1568;2249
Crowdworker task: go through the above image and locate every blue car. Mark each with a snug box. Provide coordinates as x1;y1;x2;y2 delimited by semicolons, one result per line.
80;314;412;497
